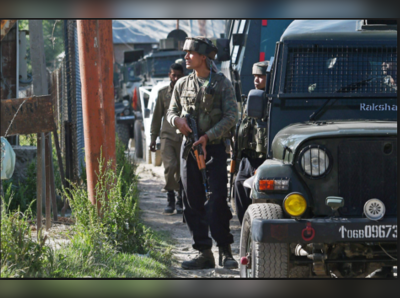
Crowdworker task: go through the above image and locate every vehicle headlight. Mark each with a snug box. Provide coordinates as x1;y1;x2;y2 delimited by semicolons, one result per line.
123;109;130;116
283;193;307;218
298;145;331;178
122;100;129;107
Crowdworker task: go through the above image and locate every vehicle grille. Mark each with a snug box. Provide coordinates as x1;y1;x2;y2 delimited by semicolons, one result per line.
338;138;397;216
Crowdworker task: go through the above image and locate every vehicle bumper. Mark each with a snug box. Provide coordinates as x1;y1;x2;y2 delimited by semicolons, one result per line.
116;115;135;124
251;217;397;243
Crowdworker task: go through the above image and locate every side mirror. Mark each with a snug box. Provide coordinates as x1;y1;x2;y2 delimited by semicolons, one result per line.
216;38;230;61
246;89;266;119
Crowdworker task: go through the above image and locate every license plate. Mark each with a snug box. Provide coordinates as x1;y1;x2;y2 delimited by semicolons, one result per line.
339;224;398;239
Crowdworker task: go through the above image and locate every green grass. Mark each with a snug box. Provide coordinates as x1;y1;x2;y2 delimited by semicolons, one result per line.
1;137;174;278
51;239;172;278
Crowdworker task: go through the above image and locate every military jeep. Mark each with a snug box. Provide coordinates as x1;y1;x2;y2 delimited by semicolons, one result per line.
239;20;397;278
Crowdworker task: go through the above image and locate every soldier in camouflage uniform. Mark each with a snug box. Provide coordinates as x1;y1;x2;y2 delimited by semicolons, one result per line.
233;61;269;225
150;63;185;214
167;36;239;270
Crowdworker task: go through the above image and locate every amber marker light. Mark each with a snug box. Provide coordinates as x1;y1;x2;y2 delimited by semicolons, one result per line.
283;193;307;218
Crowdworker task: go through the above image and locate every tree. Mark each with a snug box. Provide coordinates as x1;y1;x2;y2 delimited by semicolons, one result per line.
19;20;65;73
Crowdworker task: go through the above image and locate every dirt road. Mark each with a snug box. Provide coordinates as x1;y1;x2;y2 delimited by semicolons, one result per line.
134;155;241;278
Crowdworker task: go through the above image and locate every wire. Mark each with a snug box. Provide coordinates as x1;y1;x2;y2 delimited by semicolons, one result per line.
4;99;27;137
379;243;397;261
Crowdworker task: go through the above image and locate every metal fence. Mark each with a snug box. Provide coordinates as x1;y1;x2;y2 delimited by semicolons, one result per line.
50;20;85;184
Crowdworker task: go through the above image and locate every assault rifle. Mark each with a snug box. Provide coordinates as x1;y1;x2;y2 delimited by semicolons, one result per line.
185;114;212;202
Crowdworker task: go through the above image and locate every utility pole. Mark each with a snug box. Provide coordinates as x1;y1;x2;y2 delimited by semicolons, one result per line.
77;20;116;210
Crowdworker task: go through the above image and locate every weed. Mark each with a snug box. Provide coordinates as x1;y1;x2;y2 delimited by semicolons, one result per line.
1;138;173;278
0;196;54;278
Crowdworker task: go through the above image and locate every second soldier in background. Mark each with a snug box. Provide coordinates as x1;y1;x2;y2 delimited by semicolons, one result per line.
150;63;185;214
233;61;269;225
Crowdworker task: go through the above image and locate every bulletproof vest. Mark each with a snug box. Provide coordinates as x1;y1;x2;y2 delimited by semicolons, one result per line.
180;72;229;144
237;114;267;157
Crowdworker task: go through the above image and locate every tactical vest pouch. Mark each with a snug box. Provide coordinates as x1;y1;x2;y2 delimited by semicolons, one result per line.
181;90;197;113
181;73;227;144
201;92;214;112
255;128;267;154
238;117;255;151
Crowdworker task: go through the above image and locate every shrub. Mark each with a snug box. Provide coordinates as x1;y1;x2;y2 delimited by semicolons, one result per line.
0;196;55;277
68;151;147;254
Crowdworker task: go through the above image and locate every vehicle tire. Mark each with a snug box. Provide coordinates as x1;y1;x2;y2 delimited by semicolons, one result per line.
240;203;289;278
116;123;130;149
288;265;311;278
151;150;162;167
134;120;143;159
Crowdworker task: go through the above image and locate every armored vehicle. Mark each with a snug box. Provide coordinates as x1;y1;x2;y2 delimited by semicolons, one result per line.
113;29;188;151
220;20;293;210
114;50;144;149
129;29;188;160
240;20;397;278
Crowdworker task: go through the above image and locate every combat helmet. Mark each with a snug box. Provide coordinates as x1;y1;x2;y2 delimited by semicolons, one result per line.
183;36;218;60
252;61;269;75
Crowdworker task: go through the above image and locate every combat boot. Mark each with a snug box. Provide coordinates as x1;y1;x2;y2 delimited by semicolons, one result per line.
181;249;215;270
219;245;238;269
175;193;183;214
164;191;175;214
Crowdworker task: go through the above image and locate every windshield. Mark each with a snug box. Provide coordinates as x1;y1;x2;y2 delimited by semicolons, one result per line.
283;44;397;94
125;65;140;82
147;55;184;77
268;42;397;154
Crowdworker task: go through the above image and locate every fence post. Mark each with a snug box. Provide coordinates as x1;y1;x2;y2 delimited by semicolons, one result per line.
29;20;48;235
77;20;116;209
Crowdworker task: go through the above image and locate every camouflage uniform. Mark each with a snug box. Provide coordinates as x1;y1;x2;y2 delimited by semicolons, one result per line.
166;40;238;257
234;61;269;224
150;83;182;193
